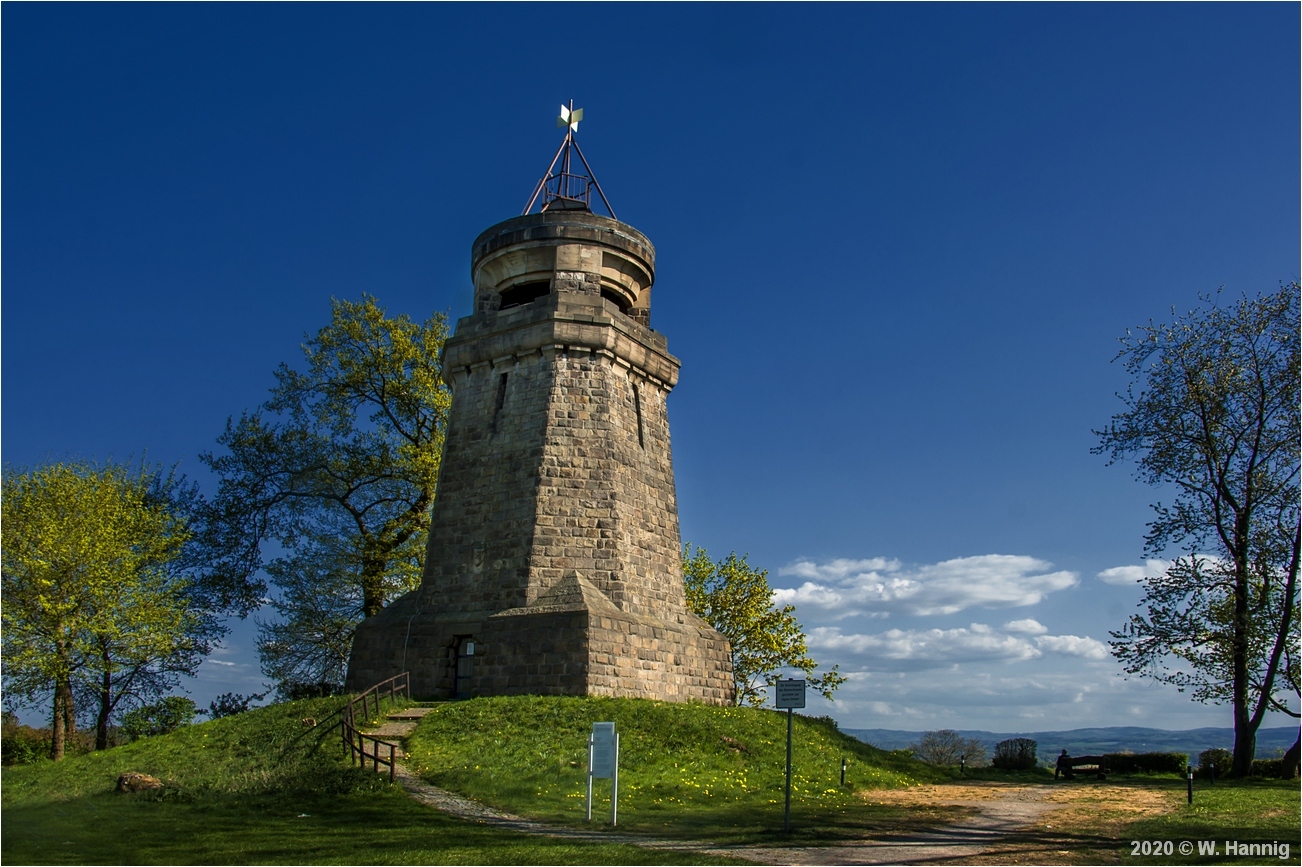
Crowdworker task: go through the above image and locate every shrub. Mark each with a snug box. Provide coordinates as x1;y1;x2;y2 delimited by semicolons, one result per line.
1102;752;1187;775
1;712;98;764
1;717;48;765
120;697;199;740
992;737;1037;770
1199;748;1233;778
279;681;341;701
909;729;989;767
1251;758;1296;779
207;691;268;719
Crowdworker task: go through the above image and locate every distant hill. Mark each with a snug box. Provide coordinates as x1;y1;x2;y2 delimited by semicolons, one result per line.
843;725;1299;761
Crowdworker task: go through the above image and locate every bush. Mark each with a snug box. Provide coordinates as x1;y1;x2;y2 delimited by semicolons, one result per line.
1199;748;1233;778
992;737;1037;770
120;697;199;740
207;691;268;720
909;729;989;767
1251;758;1296;779
1103;752;1188;775
279;681;341;701
1;712;98;764
2;715;48;765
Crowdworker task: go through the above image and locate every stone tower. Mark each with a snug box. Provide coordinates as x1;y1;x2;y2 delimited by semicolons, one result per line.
345;116;734;704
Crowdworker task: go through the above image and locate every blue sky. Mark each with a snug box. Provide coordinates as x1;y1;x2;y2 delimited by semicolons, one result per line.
4;4;1298;733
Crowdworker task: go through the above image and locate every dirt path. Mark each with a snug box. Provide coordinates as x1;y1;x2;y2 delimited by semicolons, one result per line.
722;786;1061;865
387;768;1128;865
364;714;1165;865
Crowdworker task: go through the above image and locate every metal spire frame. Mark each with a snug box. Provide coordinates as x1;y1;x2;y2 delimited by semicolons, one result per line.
522;100;617;220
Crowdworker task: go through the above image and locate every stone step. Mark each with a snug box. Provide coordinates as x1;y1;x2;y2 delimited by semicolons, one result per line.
387;707;437;721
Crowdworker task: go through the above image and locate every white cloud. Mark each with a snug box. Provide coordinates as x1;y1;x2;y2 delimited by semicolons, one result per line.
1036;634;1109;659
808;622;1111;670
809;624;1042;669
776;554;1078;617
208;660;237;667
1003;618;1048;635
1097;559;1172;585
782;558;901;581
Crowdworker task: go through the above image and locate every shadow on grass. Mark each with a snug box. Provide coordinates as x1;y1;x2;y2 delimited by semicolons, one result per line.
423;786;975;848
1;786;747;866
622;799;974;846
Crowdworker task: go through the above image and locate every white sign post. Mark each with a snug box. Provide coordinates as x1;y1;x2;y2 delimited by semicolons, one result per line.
587;721;620;826
774;679;806;833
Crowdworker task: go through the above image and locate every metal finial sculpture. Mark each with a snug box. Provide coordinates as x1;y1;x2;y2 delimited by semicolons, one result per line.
522;100;617;219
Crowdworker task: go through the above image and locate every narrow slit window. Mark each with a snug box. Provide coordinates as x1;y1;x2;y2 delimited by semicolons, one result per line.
491;373;508;435
633;383;645;449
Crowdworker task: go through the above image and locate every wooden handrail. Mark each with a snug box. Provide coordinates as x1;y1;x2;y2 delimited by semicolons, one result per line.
341;672;411;783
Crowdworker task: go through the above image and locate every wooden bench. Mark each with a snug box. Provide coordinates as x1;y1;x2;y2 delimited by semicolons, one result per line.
1056;755;1110;780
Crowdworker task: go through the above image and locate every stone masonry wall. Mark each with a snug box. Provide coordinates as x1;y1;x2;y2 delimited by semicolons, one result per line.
347;283;734;704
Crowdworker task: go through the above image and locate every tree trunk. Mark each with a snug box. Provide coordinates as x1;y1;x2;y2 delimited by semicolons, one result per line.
64;682;76;739
95;649;112;750
50;678;75;761
1230;551;1255;777
50;687;65;761
361;552;387;618
1283;734;1300;779
1230;719;1257;777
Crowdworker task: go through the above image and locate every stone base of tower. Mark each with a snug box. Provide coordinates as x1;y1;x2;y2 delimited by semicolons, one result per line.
345;573;735;705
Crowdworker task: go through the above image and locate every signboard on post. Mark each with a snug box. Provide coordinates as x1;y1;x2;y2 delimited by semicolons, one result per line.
586;722;620;826
775;678;806;833
775;679;806;709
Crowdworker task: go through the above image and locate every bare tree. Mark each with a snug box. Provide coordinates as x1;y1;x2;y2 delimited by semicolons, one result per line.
1095;285;1299;776
909;729;989;767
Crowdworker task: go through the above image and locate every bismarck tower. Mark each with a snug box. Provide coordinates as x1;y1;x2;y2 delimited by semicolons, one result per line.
346;104;734;704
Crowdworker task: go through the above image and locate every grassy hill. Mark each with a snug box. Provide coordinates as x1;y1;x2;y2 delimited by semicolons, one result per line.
0;696;751;865
402;695;958;844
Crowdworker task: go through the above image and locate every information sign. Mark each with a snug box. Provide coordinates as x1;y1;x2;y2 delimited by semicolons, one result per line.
590;722;616;779
586;721;620;826
775;679;806;709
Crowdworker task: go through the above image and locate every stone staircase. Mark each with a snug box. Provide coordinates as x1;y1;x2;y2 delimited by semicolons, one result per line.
359;704;436;758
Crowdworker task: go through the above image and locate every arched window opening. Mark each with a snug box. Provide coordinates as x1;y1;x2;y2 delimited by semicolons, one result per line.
453;636;475;698
601;287;631;314
499;281;551;310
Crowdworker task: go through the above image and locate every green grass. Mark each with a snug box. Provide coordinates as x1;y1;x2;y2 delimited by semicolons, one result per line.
1114;778;1299;865
1;696;744;865
402;695;962;845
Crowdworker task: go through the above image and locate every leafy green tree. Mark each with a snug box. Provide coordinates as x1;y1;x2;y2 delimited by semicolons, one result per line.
683;544;845;706
255;532;398;693
120;696;199;740
203;295;450;693
2;463;224;757
1095;285;1300;776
